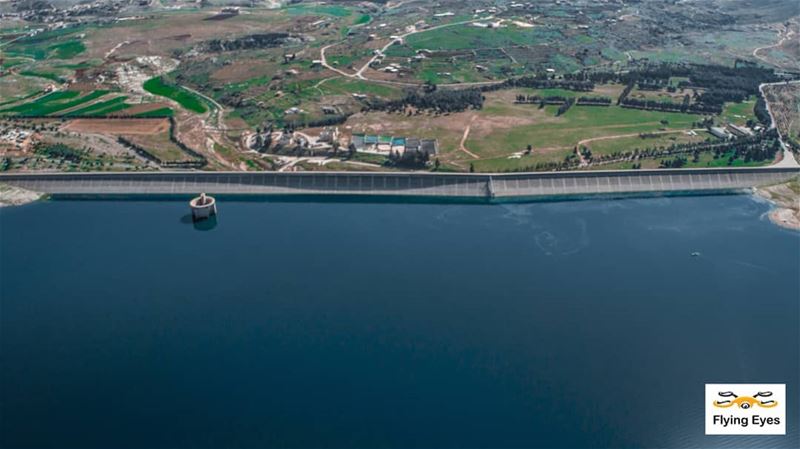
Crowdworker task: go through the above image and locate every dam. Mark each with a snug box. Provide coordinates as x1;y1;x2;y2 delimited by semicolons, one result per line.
0;167;797;200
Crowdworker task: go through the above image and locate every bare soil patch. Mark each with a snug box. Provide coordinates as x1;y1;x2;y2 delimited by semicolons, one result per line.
211;60;275;83
62;118;169;135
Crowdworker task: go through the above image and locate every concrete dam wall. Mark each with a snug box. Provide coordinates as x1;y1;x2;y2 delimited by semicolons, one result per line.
0;167;797;199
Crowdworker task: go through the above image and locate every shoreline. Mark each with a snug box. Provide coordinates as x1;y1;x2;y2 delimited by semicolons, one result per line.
0;183;43;207
754;178;800;231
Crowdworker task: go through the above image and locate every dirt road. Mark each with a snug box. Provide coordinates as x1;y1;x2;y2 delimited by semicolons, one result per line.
458;115;480;159
319;16;505;89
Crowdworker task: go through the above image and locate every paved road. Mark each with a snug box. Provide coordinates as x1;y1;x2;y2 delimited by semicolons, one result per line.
759;80;800;168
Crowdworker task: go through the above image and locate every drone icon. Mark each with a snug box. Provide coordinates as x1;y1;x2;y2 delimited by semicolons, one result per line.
713;391;778;409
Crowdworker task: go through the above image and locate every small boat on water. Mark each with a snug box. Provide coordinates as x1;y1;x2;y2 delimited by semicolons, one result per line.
691;252;701;257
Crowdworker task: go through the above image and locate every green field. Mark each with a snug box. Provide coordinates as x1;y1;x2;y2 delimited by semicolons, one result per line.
354;14;371;25
64;96;131;117
720;98;756;125
7;37;86;60
416;60;487;84
286;4;351;17
48;40;86;59
592;150;773;171
469;105;699;157
0;90;110;116
19;70;66;83
1;58;27;69
471;151;572;172
143;77;207;113
405;25;539;51
0;90;42;107
133;107;174;118
585;131;715;156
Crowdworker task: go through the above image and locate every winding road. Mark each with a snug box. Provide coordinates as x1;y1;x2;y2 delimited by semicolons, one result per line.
319;16;506;89
759;80;800;167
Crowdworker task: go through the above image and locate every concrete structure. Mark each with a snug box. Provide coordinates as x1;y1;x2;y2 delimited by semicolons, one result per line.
709;127;731;139
1;167;796;200
728;124;754;137
190;193;216;221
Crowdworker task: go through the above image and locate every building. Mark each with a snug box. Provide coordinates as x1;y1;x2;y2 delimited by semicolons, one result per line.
709;127;732;139
350;134;438;156
727;124;754;137
420;139;438;156
318;127;339;144
351;134;365;151
405;138;420;153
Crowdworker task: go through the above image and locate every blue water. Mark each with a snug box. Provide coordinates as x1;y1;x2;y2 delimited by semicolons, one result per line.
1;194;798;448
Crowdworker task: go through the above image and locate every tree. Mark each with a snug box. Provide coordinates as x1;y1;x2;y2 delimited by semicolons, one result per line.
526;144;532;155
434;158;440;171
469;163;475;173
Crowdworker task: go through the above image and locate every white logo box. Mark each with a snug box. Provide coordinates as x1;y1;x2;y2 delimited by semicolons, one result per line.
705;383;786;435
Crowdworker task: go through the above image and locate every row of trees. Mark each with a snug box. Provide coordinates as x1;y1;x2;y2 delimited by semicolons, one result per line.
115;119;208;168
483;75;595;93
370;88;484;114
385;149;431;169
285;113;350;129
576;96;612;106
585;62;789;117
514;95;611;106
619;95;721;114
168;117;208;164
514;94;569;104
754;96;771;126
556;98;575;116
581;130;780;168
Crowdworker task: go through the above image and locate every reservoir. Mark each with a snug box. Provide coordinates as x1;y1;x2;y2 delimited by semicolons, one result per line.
1;194;798;448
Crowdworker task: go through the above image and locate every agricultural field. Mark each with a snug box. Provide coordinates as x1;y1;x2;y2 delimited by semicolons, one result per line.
0;0;797;173
143;77;207;114
0;89;168;118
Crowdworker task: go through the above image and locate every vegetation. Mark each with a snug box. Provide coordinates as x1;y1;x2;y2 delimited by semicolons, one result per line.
469;104;698;157
35;143;85;162
133;107;174;118
286;4;351;17
143;77;207;114
371;88;484;113
64;96;131;117
1;90;109;117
